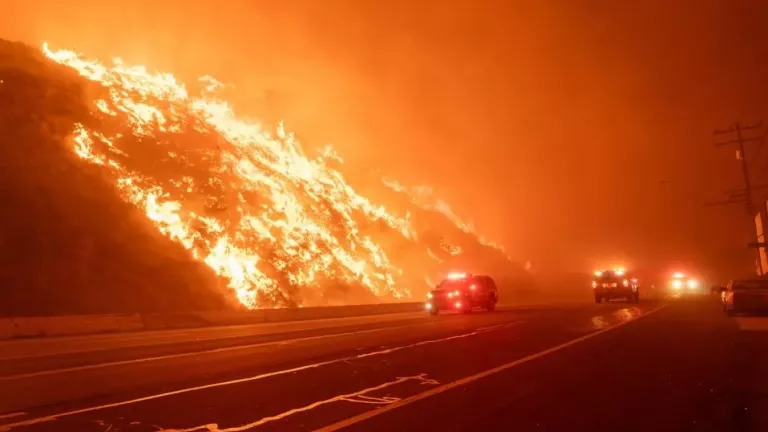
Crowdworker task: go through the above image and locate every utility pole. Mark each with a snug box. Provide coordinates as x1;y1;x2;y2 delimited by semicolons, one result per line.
714;121;762;214
714;121;764;273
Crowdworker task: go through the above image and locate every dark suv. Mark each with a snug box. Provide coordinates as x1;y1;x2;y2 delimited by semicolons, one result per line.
593;270;639;303
426;273;499;315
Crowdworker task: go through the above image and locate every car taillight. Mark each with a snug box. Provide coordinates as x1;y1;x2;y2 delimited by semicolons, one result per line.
591;281;598;288
455;301;462;309
470;284;477;290
623;279;629;287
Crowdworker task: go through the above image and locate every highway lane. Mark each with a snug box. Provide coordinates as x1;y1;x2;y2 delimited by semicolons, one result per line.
330;298;768;432
0;311;433;361
0;301;674;431
0;304;550;414
0;311;439;378
0;304;563;371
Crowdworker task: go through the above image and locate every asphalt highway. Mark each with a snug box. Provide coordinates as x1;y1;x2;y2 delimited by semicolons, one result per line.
1;298;766;432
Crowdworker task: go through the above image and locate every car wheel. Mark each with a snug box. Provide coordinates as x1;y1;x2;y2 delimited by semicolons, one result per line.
429;307;439;316
726;308;736;317
595;296;602;304
487;301;496;312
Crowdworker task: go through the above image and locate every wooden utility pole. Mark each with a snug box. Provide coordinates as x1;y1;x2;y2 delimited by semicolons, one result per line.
714;121;764;273
714;121;762;214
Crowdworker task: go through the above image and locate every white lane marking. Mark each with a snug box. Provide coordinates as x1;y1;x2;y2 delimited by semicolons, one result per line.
156;374;439;432
0;311;527;380
356;321;522;359
0;414;24;421
0;308;537;362
341;395;400;405
70;332;192;345
0;332;198;360
735;317;768;331
0;321;433;381
0;312;429;361
0;320;523;431
313;304;669;432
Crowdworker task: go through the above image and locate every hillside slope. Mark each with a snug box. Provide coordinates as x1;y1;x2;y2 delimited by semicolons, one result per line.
0;40;232;316
0;40;531;315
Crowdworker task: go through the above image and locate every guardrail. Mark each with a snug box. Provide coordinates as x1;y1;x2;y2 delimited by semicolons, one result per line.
0;302;426;340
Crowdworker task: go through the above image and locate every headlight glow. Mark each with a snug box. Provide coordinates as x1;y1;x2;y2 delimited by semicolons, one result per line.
672;279;683;290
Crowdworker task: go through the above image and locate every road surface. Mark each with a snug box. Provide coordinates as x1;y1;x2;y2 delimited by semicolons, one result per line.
0;298;766;431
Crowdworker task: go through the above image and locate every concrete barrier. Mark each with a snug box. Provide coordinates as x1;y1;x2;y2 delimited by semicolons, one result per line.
0;302;426;339
7;313;144;338
142;302;425;330
0;318;14;339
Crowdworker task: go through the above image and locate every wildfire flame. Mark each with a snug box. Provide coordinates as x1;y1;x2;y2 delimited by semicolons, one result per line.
41;43;510;309
382;179;511;259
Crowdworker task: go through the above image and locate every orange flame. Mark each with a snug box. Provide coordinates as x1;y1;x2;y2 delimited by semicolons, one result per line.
41;42;510;308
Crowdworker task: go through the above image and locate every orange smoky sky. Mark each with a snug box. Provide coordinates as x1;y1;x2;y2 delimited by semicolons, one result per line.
4;0;768;278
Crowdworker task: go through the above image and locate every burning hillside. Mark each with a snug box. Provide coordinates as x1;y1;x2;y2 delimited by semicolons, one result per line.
0;39;524;313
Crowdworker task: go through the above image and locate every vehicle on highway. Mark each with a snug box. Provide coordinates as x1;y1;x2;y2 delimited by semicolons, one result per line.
592;268;639;303
425;272;498;315
667;271;702;298
722;279;768;316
